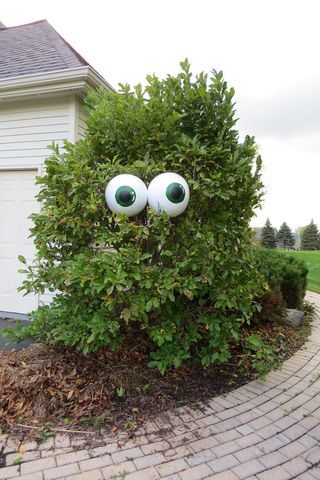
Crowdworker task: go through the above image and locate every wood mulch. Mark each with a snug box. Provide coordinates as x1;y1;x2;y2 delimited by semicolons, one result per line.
0;314;312;442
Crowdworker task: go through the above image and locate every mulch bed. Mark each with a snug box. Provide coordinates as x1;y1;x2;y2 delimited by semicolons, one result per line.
0;316;312;442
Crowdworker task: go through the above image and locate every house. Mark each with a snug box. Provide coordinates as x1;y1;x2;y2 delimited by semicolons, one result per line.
0;20;113;317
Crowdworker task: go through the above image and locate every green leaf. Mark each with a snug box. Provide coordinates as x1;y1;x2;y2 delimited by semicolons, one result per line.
121;308;131;323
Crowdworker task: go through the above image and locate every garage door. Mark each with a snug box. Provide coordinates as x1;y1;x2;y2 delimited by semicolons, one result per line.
0;170;39;314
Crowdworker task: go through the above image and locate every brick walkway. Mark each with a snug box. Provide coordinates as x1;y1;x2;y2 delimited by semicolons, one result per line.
1;291;320;480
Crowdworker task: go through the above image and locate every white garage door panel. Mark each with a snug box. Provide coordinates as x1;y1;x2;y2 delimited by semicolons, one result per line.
0;170;39;314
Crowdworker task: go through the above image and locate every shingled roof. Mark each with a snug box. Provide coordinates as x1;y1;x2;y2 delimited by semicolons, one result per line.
0;20;92;80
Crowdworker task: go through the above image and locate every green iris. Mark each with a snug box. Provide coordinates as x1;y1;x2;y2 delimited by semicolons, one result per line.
115;185;136;207
166;182;185;204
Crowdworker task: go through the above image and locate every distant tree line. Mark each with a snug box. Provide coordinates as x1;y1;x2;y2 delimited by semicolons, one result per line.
255;219;320;250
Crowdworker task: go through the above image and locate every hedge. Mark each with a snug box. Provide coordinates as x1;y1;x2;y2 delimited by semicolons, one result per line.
254;248;308;310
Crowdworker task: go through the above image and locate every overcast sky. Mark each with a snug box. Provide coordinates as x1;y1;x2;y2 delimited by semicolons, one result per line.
3;0;320;230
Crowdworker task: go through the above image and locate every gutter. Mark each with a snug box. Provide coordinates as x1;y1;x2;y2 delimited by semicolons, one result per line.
0;66;116;102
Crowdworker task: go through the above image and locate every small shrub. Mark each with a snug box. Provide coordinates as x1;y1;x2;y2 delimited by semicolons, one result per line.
302;301;316;316
238;333;280;378
254;248;308;310
255;291;284;324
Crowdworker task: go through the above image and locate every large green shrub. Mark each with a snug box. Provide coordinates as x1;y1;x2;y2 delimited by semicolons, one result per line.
19;61;263;373
254;248;308;309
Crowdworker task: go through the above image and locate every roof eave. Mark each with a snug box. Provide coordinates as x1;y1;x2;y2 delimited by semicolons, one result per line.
0;66;116;102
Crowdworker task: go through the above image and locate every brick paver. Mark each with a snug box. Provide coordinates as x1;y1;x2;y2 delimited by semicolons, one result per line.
1;291;320;480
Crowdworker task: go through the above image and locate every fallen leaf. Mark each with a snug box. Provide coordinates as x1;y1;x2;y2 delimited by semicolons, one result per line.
67;390;74;399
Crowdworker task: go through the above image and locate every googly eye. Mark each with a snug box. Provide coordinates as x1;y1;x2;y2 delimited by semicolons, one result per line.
105;174;147;216
147;172;190;217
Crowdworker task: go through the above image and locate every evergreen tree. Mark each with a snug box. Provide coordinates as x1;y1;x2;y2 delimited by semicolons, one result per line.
277;222;295;249
301;220;320;250
261;218;276;248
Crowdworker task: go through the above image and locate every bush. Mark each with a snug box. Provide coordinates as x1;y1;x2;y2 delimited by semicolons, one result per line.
254;248;308;310
238;333;281;378
17;60;263;374
255;291;284;323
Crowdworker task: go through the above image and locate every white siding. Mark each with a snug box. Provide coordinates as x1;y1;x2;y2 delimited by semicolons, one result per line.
0;95;80;315
78;105;88;139
74;97;88;141
0;96;76;169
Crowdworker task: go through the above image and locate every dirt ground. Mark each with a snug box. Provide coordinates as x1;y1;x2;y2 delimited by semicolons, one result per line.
0;315;312;442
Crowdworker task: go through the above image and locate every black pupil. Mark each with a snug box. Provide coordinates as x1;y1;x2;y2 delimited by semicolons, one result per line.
171;186;182;199
119;191;132;203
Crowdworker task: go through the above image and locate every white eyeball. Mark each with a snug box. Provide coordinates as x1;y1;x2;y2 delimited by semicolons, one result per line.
147;172;190;217
105;174;147;216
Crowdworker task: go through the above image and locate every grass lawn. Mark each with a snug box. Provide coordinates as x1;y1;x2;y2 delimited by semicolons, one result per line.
280;250;320;294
